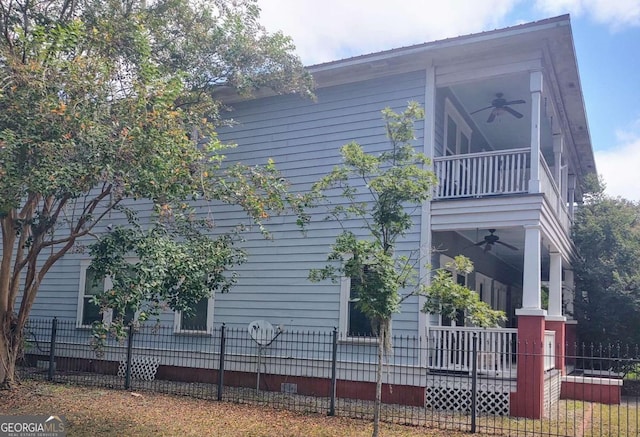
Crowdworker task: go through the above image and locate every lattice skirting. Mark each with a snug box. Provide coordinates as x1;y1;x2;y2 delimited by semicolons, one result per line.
425;386;510;415
117;356;160;381
544;370;562;417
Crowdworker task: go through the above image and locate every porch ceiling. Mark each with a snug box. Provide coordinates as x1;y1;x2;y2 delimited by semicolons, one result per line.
453;227;561;281
431;195;573;271
455;227;526;271
449;72;532;151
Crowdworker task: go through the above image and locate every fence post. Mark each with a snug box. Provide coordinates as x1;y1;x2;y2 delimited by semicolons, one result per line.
328;327;338;416
471;333;478;433
47;317;58;381
217;324;226;401
125;324;134;390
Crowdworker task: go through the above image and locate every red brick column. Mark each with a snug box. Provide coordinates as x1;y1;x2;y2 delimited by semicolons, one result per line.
545;318;566;374
510;313;546;418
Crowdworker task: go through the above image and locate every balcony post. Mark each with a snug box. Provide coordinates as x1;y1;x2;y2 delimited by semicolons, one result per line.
562;165;569;209
568;174;576;221
553;135;564;211
529;71;543;194
552;136;563;187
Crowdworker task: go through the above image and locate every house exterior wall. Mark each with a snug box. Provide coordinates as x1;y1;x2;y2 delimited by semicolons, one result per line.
212;70;427;334
27;70;430;337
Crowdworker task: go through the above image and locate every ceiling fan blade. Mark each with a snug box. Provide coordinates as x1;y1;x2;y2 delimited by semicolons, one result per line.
474;241;486;246
470;105;493;115
487;110;496;123
504;99;526;106
496;240;518;251
503;106;524;119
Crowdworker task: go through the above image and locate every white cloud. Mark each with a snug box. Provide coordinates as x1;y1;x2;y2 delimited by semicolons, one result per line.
595;128;640;201
254;1;640;202
257;0;520;65
535;0;640;30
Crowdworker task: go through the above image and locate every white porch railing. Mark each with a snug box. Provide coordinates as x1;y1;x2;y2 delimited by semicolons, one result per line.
426;326;517;376
433;148;529;199
544;330;556;372
540;156;571;233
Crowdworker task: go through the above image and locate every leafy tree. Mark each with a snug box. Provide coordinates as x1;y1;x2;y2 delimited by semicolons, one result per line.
572;175;640;346
310;103;506;436
0;0;312;387
421;255;505;327
310;103;435;437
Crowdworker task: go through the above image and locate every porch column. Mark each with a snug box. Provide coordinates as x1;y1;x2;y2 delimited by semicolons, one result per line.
553;135;563;212
547;252;563;318
511;225;546;419
546;251;566;374
521;225;543;311
562;165;569;206
568;174;576;222
528;71;543;194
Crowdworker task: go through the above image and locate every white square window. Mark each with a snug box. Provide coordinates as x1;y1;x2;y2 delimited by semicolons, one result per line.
174;297;214;334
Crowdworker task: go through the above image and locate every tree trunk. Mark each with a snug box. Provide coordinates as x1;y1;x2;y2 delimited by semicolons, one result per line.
372;320;388;437
0;312;21;388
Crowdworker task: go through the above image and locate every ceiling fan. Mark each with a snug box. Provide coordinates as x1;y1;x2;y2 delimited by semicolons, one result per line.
470;93;526;123
474;229;518;253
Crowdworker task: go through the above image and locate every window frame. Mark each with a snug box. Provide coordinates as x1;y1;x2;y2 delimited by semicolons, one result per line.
439;254;469;327
339;275;376;342
76;259;139;329
493;280;508;313
475;272;494;307
173;297;215;335
444;98;473;156
76;260;107;328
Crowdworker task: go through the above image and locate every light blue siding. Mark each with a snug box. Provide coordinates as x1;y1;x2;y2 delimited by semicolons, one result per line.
26;69;428;338
211;71;427;334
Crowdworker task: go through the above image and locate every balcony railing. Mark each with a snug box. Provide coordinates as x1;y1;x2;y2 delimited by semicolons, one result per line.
426;326;517;377
540;156;571;233
433;148;530;199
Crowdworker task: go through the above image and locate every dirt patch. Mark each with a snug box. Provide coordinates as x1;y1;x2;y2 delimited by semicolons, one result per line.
0;380;478;437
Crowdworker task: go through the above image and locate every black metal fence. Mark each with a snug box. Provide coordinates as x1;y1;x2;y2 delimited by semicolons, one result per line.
18;318;640;436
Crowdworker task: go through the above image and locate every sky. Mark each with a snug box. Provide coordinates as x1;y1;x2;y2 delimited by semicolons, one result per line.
256;0;640;201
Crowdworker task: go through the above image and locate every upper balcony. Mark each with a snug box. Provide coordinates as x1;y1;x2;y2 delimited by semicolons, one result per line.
433;148;571;233
429;70;580;235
